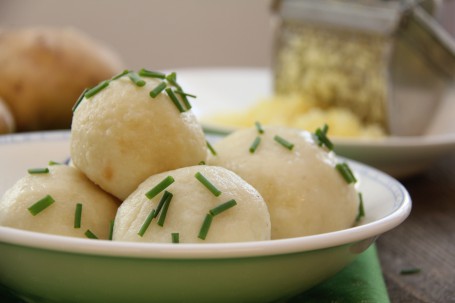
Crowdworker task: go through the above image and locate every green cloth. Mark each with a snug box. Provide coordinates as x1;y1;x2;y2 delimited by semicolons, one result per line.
288;245;390;303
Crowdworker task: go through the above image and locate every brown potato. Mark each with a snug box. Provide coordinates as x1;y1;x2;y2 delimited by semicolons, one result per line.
0;27;123;131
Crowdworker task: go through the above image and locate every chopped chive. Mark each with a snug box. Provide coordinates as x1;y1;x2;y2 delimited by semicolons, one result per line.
314;124;334;150
139;68;166;79
255;121;264;134
198;213;213;240
274;135;294;150
157;192;173;227
174;90;194;110
165;72;182;89
198;160;206;165
171;232;180;243
210;199;237;216
336;163;357;184
84;229;98;239
356;192;365;222
111;69;130;80
165;88;185;112
145;176;175;199
128;72;146;87
74;203;83;228
206;140;217;156
109;219;115;240
195;172;222;197
149;81;167;98
72;88;89;112
249;136;261;154
84;80;110;98
400;268;421;275
138;209;156;237
48;160;62;166
175;90;197;98
28;194;55;216
179;94;192;110
27;167;49;174
153;191;171;218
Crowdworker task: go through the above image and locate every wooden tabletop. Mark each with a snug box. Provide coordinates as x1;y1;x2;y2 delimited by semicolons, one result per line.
376;153;455;303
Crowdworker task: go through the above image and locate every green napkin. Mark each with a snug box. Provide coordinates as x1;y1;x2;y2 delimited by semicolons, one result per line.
288;244;390;303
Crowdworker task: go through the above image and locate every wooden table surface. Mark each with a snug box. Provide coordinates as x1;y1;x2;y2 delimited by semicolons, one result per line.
376;153;455;303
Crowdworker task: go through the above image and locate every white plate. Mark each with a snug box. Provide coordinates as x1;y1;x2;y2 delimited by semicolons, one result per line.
177;67;455;178
0;131;411;303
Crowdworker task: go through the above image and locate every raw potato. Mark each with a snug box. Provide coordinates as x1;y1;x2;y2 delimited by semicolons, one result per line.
113;165;271;243
207;126;359;239
71;75;207;200
0;97;15;134
0;27;123;131
0;165;119;239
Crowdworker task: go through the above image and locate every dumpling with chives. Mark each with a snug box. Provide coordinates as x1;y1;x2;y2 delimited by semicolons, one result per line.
113;165;271;243
207;125;360;239
70;70;207;200
0;164;119;239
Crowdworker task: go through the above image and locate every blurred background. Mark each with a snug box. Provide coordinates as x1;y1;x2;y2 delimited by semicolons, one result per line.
0;0;274;70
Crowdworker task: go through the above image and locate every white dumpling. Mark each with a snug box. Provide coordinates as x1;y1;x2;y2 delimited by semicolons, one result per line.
113;165;271;243
70;72;207;200
207;126;359;239
0;165;119;239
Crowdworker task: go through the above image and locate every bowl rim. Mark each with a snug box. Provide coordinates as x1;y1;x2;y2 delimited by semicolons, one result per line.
0;131;411;260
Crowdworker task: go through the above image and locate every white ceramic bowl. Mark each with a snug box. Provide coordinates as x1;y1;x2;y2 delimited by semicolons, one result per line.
0;131;411;303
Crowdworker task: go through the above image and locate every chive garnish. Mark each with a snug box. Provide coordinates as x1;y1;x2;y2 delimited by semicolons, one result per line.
84;229;98;239
27;167;49;174
198;160;206;165
149;81;167;98
175;90;197;99
145;176;175;199
153;191;171;218
314;124;334;150
171;232;180;243
109;219;115;240
157;192;173;227
356;192;365;222
74;203;82;228
166;88;185;113
111;69;130;80
84;80;110;98
198;213;213;240
48;160;62;166
138;209;156;237
165;72;182;89
274;135;294;150
128;72;146;87
209;199;237;216
336;163;357;184
255;121;264;134
400;268;421;275
72;88;89;112
179;94;192;110
195;172;222;197
139;68;166;79
28;194;55;216
249;136;261;154
206;141;217;156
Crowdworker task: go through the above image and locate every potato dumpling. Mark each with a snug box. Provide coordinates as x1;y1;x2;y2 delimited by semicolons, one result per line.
71;72;207;200
207;126;359;239
0;27;123;131
113;165;271;243
0;165;119;239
